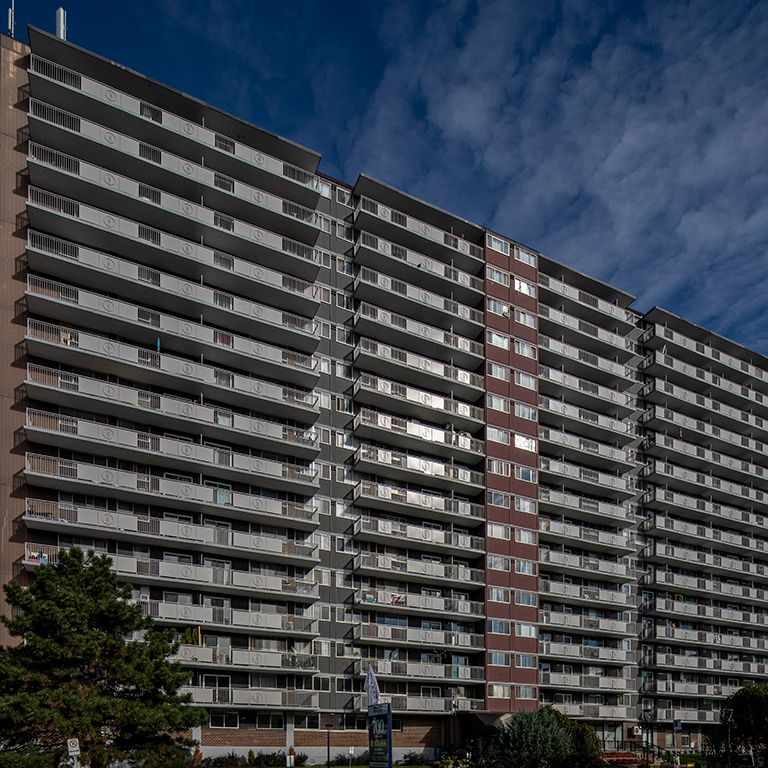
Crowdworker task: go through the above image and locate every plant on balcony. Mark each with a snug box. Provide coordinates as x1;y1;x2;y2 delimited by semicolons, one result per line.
0;548;206;768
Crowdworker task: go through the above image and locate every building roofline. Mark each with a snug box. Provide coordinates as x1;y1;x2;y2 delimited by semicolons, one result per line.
27;26;322;172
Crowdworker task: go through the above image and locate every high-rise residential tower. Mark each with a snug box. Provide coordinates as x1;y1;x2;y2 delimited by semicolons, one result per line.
2;24;767;762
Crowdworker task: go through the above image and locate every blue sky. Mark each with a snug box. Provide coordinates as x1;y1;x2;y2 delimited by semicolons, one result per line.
17;1;768;353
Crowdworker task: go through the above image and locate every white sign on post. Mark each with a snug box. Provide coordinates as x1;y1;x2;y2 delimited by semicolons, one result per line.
67;739;80;757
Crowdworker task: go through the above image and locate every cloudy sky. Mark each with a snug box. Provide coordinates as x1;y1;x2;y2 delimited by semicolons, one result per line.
20;1;768;352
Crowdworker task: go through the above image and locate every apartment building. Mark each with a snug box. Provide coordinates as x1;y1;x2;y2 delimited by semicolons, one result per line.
2;24;767;761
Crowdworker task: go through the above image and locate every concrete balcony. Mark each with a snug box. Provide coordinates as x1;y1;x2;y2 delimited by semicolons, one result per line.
539;427;635;471
357;658;484;682
539;305;638;359
27;145;324;280
640;404;767;466
23;499;318;566
655;708;719;724
651;681;738;698
538;273;636;329
26;215;319;319
354;373;483;432
653;653;768;677
539;335;638;386
352;694;484;714
355;303;483;369
26;275;318;387
539;457;634;499
538;395;638;446
539;580;631;607
648;541;768;581
641;351;768;417
28;56;323;206
643;323;768;390
22;544;318;602
353;623;484;651
354;589;484;619
645;515;768;557
25;364;318;459
551;703;635;720
644;432;766;489
539;518;634;553
641;378;768;440
354;516;484;555
184;687;319;709
355;231;483;305
354;267;483;336
539;641;634;665
175;645;317;672
650;598;768;631
355;444;484;493
136;600;318;635
539;550;632;582
26;233;318;351
354;339;483;401
643;486;764;533
25;409;318;494
539;487;635;526
648;570;768;606
540;673;633;692
354;197;484;274
25;320;319;422
353;481;484;526
643;460;768;510
24;454;318;528
538;365;634;416
28;104;324;242
354;408;483;462
540;611;634;636
353;553;484;588
648;625;767;651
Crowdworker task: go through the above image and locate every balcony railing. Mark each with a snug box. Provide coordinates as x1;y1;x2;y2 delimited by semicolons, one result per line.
355;516;484;552
354;552;484;585
175;645;318;670
354;480;484;521
354;588;484;617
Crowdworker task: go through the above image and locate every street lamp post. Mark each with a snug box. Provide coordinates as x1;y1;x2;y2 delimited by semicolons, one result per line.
325;723;332;768
721;709;733;768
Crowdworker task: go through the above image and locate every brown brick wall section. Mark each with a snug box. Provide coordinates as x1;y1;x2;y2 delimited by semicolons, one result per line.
0;34;29;646
201;728;285;748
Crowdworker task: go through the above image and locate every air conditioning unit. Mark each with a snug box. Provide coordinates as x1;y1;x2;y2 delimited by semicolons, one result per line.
632;726;642;736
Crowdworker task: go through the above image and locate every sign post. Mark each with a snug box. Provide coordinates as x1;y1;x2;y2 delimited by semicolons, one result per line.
368;703;392;768
67;738;80;768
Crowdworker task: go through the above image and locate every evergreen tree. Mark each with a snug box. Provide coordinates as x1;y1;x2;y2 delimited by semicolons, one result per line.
0;548;206;767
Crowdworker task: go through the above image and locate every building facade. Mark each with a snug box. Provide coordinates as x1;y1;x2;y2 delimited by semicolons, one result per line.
2;25;767;761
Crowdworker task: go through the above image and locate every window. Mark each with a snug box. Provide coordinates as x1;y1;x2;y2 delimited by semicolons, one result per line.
487;427;510;445
210;712;238;728
516;559;537;575
489;619;511;634
487;491;510;508
515;248;537;267
336;326;352;344
515;371;537;389
319;322;332;339
515;309;536;328
335;396;353;414
514;434;537;452
515;529;536;545
489;651;511;665
516;685;537;699
487;330;510;350
487;394;510;412
516;654;537;668
488;459;511;476
488;298;510;317
488;683;512;698
488;587;511;602
514;277;536;298
515;340;537;359
516;590;538;606
488;523;511;539
515;497;537;514
515;403;537;420
488;555;511;571
487;266;510;286
486;234;510;255
487;362;510;381
515;466;538;483
516;623;537;638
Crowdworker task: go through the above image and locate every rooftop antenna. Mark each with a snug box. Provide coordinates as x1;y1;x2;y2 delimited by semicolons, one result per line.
55;6;67;40
7;0;14;37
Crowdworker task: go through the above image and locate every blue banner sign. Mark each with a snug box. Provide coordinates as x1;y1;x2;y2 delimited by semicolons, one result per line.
368;703;393;768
